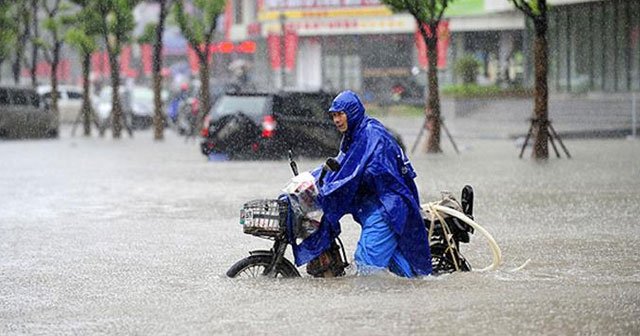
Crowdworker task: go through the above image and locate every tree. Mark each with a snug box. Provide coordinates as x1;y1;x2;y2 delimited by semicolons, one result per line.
174;0;226;128
0;1;18;82
67;0;101;136
509;0;550;159
139;0;172;141
29;0;41;88
96;0;138;139
11;1;31;85
39;0;75;125
382;0;454;153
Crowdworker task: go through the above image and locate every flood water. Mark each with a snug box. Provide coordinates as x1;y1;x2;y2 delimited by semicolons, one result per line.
1;124;639;335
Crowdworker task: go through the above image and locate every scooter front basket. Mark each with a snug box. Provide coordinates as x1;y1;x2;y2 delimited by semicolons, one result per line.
240;199;288;238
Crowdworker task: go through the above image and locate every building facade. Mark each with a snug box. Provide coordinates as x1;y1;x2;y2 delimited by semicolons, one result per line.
223;0;640;98
544;0;640;93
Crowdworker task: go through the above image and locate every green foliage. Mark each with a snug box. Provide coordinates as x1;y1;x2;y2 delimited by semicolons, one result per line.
65;0;101;54
453;55;480;84
0;2;18;60
138;23;157;44
65;28;97;54
509;0;546;18
366;104;424;117
95;0;138;54
381;0;453;23
39;0;77;63
441;84;532;98
174;0;226;47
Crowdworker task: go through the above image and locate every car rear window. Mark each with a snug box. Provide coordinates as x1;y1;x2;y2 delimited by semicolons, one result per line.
11;90;40;107
0;89;9;104
67;91;83;99
211;95;269;118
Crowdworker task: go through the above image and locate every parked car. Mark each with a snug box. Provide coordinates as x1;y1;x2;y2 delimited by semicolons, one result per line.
36;85;84;123
199;90;405;160
0;86;58;139
200;91;341;159
95;86;168;130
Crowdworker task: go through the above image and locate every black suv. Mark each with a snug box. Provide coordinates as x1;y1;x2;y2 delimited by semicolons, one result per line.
200;91;341;159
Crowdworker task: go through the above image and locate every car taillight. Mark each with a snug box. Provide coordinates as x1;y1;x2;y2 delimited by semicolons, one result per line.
191;99;199;114
201;115;211;137
261;115;276;138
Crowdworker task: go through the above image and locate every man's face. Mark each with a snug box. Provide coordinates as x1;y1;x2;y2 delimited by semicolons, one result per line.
330;111;348;133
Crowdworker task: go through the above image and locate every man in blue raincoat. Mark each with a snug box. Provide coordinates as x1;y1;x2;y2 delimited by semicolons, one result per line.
313;90;432;277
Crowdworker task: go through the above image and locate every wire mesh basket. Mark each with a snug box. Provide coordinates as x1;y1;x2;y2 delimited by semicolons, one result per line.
240;199;288;238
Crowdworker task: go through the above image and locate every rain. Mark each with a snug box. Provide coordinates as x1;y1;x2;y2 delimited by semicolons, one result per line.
1;0;639;335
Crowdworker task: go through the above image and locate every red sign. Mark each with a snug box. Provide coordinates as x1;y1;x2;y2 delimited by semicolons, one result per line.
187;46;200;74
141;44;153;76
267;30;298;71
284;29;298;71
264;0;381;9
415;21;450;69
267;33;281;70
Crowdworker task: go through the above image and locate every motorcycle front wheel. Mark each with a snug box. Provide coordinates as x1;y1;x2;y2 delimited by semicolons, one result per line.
226;255;300;278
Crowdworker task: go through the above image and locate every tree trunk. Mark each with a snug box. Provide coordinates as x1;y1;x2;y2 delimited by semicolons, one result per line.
532;18;550;159
81;51;92;136
50;44;60;126
152;0;167;141
13;36;27;85
29;0;38;88
423;24;442;154
13;5;29;85
198;55;211;130
108;50;124;138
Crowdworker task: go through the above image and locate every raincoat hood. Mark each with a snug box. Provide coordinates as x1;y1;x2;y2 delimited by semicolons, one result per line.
328;90;365;135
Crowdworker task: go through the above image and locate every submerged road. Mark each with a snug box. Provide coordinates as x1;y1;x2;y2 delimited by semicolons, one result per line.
1;124;639;335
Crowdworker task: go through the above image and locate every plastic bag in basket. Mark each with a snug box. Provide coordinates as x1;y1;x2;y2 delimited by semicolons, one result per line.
282;172;323;240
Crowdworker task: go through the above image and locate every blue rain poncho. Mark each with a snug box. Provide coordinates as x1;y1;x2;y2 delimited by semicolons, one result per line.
286;91;432;277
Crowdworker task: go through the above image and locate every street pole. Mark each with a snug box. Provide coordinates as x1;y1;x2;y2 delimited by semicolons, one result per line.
632;92;637;139
279;12;286;90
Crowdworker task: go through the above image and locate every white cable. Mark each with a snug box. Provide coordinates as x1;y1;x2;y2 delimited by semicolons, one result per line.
427;204;503;272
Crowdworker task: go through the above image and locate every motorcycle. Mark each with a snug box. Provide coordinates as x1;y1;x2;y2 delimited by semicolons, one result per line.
226;151;479;278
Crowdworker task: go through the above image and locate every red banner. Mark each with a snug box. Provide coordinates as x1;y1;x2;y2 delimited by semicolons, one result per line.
187;46;199;74
284;29;298;71
141;44;153;76
267;30;298;71
102;52;110;75
26;59;71;80
119;46;138;77
187;44;214;74
415;21;449;69
267;33;282;70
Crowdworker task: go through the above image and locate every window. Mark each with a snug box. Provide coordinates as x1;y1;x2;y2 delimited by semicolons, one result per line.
0;89;9;104
212;95;269;118
67;91;83;99
12;91;28;105
296;94;328;119
343;55;362;91
324;55;341;91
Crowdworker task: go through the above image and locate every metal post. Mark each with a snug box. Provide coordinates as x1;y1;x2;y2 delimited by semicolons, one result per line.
632;92;637;139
